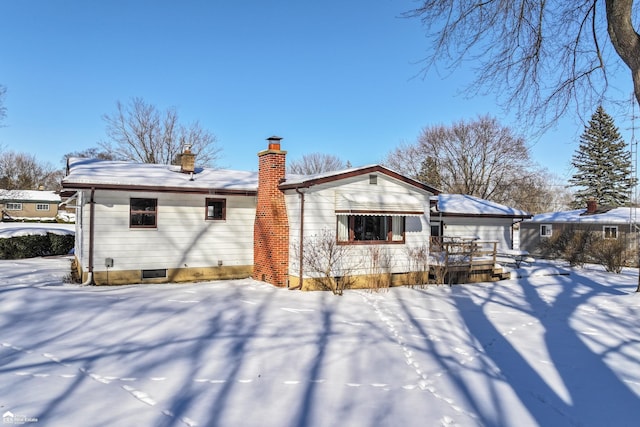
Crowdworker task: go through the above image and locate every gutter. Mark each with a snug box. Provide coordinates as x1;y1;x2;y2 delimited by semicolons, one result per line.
63;182;257;196
81;188;95;285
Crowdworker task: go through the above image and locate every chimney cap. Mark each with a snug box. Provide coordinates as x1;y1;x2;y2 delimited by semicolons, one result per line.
265;135;283;151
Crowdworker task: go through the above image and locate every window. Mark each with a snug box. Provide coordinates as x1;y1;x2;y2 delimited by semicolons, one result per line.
604;226;618;239
5;203;22;211
36;203;50;211
130;198;157;228
337;215;405;244
206;198;226;220
540;224;552;237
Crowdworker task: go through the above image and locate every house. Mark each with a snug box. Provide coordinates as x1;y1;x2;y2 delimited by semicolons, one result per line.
430;194;532;250
0;189;61;222
520;199;640;257
61;137;439;288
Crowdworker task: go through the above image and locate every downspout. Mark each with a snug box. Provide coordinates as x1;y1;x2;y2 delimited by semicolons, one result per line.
82;188;95;285
512;217;526;250
290;188;305;290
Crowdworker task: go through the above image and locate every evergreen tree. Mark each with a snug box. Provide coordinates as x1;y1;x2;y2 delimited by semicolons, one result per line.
569;106;635;208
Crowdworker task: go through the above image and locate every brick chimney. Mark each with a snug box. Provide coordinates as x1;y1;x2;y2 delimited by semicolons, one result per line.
180;144;196;174
586;197;597;214
253;136;289;287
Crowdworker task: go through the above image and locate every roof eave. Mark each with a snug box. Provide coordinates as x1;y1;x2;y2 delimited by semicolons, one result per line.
61;182;257;196
437;212;532;219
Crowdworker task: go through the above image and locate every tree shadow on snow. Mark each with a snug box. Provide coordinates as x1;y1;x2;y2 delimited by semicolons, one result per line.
445;273;640;426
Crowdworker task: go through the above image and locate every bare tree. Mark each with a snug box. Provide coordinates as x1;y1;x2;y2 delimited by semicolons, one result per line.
288;153;347;175
502;168;574;214
100;97;222;167
407;1;640;130
62;147;119;164
385;116;537;207
0;151;63;190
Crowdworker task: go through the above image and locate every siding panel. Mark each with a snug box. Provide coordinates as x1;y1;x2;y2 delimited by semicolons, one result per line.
79;190;255;273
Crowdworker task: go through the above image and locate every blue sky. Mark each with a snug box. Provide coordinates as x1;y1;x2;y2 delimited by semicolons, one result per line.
0;0;636;182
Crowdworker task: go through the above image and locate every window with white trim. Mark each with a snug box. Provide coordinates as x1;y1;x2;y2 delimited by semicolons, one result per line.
36;203;50;211
603;226;618;239
337;215;405;244
540;224;552;237
5;203;22;211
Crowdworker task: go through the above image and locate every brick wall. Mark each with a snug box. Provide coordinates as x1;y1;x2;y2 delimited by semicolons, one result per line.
253;138;290;286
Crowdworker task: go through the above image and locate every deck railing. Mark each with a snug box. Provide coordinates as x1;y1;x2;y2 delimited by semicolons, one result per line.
430;237;498;269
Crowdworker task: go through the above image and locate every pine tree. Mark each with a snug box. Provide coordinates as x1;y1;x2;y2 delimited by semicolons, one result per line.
569;106;635;208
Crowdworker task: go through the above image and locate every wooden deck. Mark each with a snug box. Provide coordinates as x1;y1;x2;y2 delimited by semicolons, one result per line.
429;237;510;284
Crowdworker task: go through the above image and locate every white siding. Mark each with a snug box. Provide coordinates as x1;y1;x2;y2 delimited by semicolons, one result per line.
285;173;431;277
441;217;514;250
78;190;255;273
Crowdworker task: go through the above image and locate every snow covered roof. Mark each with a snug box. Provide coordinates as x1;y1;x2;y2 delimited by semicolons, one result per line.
63;158;440;196
432;194;531;218
62;158;260;194
527;207;640;224
0;190;60;203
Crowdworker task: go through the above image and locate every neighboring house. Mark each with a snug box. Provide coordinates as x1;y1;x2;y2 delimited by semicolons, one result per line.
430;194;532;251
520;199;640;256
61;138;439;288
0;189;61;222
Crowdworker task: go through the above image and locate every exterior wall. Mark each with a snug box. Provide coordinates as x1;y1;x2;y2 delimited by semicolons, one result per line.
519;223;543;254
2;200;58;220
285;173;432;289
436;217;515;251
520;221;638;256
77;189;255;285
253;143;289;287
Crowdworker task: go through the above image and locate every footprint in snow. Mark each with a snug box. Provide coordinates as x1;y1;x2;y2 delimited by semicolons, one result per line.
440;415;459;426
122;385;156;406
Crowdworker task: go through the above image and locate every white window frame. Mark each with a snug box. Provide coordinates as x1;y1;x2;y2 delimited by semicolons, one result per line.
5;203;22;211
36;203;50;211
540;224;553;237
603;225;618;239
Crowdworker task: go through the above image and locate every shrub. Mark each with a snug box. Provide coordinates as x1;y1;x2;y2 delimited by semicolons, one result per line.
538;225;627;273
0;233;74;259
49;234;75;255
590;237;627;273
300;229;359;295
538;226;596;267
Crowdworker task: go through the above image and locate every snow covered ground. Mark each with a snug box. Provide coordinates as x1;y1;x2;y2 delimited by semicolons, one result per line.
1;257;639;427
